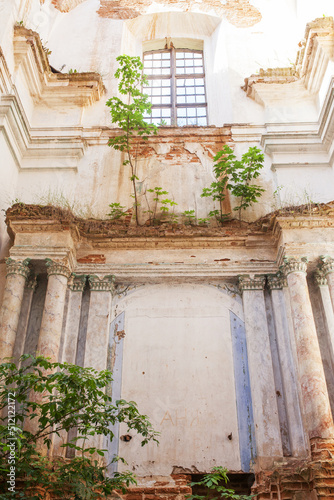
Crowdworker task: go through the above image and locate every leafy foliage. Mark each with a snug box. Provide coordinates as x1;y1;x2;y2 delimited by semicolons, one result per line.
0;355;158;499
107;202;128;220
106;55;157;225
188;467;253;500
201;146;264;223
145;187;178;224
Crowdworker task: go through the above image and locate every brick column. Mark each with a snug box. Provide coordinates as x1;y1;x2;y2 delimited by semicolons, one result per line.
0;258;31;363
282;257;334;440
239;275;283;466
37;259;71;363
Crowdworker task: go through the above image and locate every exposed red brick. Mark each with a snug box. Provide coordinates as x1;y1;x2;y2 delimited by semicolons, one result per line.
97;0;261;26
51;0;87;12
77;254;106;264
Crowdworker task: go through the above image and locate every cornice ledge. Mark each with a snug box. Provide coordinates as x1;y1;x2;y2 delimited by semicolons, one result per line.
242;17;334;103
13;25;105;106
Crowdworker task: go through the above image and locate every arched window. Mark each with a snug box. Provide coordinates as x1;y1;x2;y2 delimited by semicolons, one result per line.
143;47;207;126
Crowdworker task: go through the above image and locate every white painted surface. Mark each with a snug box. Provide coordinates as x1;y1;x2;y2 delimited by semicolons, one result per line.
115;284;242;474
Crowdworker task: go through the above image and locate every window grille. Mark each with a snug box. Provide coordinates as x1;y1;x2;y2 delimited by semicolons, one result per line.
143;48;207;127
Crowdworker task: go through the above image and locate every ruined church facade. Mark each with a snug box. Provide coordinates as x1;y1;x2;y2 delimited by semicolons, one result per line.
1;0;334;498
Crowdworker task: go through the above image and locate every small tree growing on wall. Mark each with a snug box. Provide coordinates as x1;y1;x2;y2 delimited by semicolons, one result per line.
201;145;265;224
0;355;158;499
106;55;157;225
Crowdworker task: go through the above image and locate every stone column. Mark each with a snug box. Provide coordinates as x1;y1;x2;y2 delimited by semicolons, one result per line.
83;275;114;454
13;274;38;364
319;256;334;311
37;259;71;363
52;274;87;458
282;257;334;440
0;258;31;363
267;272;307;457
61;274;86;364
314;269;334;363
239;275;283;466
84;275;114;371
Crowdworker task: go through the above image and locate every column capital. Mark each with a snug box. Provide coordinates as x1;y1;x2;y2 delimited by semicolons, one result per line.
282;257;308;276
5;257;31;279
314;269;327;287
45;259;71;279
319;256;334;276
68;274;87;292
267;271;287;290
88;275;115;292
238;275;265;292
26;274;38;290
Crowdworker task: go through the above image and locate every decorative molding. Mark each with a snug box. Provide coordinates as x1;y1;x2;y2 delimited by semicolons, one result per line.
5;258;31;279
26;274;38;290
13;26;105;107
45;259;71;279
267;272;287;290
238;275;266;292
88;275;115;292
314;269;328;287
319;255;334;276
243;17;334;101
282;257;308;276
68;274;87;292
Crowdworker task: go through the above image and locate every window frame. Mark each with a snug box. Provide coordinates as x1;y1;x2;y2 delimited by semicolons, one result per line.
143;47;208;127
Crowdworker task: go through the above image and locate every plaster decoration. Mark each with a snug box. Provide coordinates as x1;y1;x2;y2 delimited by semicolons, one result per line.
285;266;334;439
282;257;308;276
319;255;334;276
243;17;334;104
26;274;38;290
45;259;72;279
267;272;287;290
98;0;261;26
68;274;87;292
314;269;327;287
13;26;105;107
238;275;265;292
5;258;31;279
88;275;115;292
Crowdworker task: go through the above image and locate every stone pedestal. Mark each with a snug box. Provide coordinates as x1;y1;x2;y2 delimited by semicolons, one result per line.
239;275;283;466
267;273;307;458
37;259;71;363
0;258;30;363
283;257;334;440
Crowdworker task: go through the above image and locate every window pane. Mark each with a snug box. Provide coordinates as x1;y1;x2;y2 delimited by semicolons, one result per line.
144;49;207;127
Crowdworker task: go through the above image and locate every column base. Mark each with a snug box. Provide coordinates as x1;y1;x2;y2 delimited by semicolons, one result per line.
252;440;334;499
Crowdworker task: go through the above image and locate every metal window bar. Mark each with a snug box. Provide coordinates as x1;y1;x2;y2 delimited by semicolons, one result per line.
143;48;207;126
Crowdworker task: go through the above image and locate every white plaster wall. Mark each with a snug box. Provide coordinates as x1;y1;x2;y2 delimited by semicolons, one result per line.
1;0;334;222
114;284;243;475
